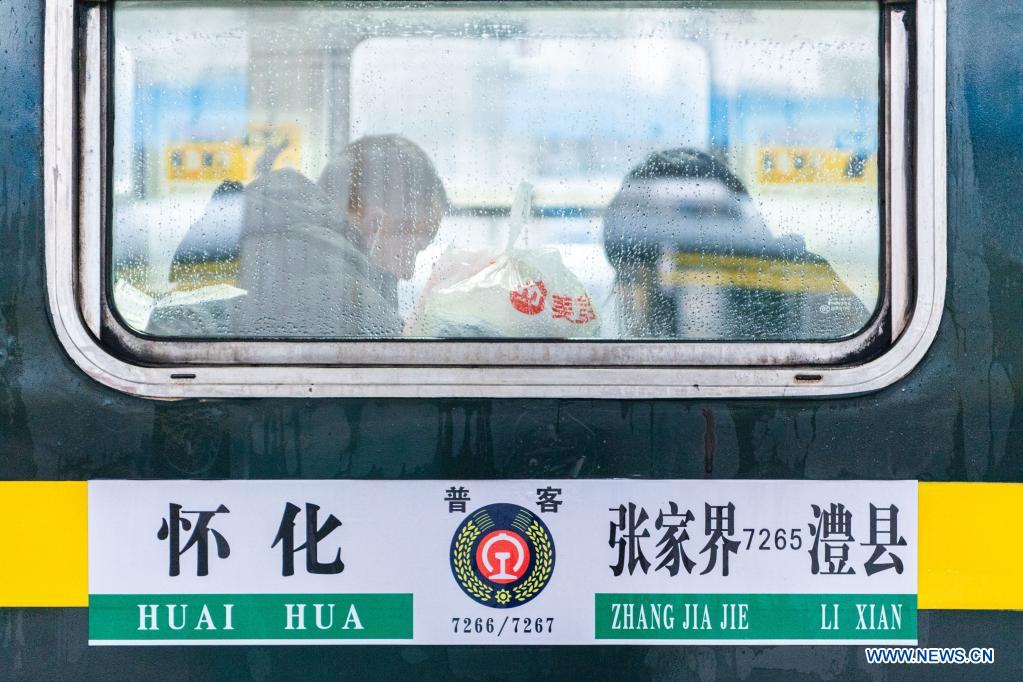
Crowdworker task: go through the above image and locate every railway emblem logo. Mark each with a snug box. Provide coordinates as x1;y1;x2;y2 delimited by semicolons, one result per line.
450;503;555;607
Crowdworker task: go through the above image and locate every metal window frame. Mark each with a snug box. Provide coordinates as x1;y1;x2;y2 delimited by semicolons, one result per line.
44;0;946;399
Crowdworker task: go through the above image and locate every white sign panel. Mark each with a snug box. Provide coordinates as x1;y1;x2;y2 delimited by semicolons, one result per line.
88;480;917;645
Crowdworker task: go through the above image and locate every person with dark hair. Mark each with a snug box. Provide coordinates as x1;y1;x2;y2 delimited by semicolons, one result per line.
149;135;447;338
602;148;870;340
167;140;291;290
318;134;448;282
166;179;246;291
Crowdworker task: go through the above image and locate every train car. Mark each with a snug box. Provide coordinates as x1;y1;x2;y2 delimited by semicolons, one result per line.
1;0;1021;677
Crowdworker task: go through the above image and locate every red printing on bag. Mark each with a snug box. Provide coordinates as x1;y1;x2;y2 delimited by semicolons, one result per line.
551;294;597;324
509;280;548;315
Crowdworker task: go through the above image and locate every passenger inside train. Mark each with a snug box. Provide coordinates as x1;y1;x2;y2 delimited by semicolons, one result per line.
603;148;870;340
110;2;880;344
149;135;447;337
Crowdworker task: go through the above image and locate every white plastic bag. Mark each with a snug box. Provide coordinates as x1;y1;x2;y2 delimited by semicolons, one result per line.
408;183;601;338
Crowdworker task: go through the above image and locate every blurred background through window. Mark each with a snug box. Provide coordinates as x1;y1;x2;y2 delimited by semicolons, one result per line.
110;1;880;342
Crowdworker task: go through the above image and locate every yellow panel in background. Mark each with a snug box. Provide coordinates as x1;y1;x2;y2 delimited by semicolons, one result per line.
919;482;1023;610
754;145;878;185
0;481;87;607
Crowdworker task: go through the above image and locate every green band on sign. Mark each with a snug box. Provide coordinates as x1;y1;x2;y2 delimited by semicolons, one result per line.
594;594;917;640
89;594;413;641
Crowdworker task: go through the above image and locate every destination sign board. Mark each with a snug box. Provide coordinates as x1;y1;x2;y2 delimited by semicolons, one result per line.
88;480;917;645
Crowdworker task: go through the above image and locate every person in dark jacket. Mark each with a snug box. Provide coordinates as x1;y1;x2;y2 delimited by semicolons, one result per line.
150;136;446;338
229;168;405;337
602;148;870;340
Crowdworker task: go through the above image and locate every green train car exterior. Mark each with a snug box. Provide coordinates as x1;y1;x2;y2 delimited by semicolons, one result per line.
1;0;1022;678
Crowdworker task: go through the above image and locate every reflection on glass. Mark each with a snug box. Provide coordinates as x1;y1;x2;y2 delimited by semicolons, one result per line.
111;1;880;341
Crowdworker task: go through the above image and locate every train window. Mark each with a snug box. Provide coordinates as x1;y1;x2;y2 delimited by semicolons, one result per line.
110;1;879;343
45;0;947;397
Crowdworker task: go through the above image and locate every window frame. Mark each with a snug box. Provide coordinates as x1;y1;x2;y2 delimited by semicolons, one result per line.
45;0;946;399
